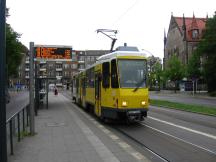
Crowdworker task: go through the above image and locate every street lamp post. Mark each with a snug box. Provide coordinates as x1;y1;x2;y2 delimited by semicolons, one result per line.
29;42;35;135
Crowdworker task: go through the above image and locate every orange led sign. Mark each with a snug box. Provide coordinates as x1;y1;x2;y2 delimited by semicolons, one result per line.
35;46;72;59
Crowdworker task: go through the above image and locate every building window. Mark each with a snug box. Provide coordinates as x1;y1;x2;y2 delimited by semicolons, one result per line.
56;72;62;76
91;56;95;62
48;64;54;68
63;64;69;69
71;64;77;69
56;64;62;68
192;30;199;39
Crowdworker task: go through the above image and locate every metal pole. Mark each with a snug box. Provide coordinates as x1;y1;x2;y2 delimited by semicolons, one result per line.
9;120;13;155
17;113;20;142
0;0;7;161
46;79;48;109
192;80;195;96
22;109;25;132
29;42;35;135
34;62;38;114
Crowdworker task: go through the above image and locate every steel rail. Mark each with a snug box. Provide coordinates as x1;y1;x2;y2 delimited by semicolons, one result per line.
113;125;170;162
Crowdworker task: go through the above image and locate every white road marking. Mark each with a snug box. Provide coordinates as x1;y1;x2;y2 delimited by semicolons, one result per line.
118;141;131;148
131;152;145;160
148;116;216;140
140;122;216;155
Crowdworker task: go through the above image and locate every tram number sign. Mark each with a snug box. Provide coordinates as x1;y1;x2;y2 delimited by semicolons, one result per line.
35;47;72;59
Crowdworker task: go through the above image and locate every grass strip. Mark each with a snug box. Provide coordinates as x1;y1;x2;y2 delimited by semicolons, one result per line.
150;99;216;116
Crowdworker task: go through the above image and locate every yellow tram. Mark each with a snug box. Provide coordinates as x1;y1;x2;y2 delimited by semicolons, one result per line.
72;48;149;122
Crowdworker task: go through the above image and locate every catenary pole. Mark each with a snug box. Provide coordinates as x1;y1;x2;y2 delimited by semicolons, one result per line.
0;0;7;161
29;42;35;135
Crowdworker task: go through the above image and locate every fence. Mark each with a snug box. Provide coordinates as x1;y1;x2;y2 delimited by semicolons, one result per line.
6;103;29;155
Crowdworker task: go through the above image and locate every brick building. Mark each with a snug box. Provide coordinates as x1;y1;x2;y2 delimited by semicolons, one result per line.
164;14;207;69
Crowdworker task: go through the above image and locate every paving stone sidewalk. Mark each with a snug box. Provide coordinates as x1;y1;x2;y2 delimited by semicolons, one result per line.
8;93;150;162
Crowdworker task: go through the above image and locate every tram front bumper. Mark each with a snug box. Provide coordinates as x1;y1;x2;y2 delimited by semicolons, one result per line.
101;107;148;120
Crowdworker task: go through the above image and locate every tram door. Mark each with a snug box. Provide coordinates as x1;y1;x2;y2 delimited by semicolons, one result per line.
95;73;101;116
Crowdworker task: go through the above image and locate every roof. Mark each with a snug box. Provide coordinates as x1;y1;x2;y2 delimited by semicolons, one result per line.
96;51;147;61
174;16;207;41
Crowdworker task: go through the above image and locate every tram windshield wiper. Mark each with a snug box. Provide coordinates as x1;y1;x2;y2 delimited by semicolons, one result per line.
133;78;146;92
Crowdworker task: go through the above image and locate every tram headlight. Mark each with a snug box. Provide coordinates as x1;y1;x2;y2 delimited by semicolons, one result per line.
122;101;128;107
141;101;146;106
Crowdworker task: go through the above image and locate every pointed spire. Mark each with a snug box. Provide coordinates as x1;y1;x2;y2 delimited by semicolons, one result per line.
182;14;186;31
206;13;208;19
171;12;174;18
164;28;167;45
191;12;198;29
182;14;187;41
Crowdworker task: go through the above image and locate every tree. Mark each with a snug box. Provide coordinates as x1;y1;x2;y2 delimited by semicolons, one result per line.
164;55;185;92
6;9;27;77
187;52;201;79
147;56;162;90
186;51;202;93
196;12;216;93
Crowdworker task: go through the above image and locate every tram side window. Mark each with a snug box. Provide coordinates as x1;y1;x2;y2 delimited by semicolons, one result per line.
102;62;110;88
86;68;94;88
76;78;79;94
86;69;90;88
111;59;119;88
90;68;95;88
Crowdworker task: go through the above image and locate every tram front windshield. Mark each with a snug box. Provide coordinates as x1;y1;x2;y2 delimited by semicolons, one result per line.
118;59;147;88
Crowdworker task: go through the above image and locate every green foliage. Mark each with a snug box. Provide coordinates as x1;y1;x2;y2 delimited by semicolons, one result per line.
150;99;216;116
196;12;216;92
147;57;162;90
164;55;185;92
165;55;185;81
6;10;27;77
154;62;162;83
186;52;202;79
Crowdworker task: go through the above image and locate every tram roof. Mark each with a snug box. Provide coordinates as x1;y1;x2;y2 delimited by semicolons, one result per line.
96;51;147;61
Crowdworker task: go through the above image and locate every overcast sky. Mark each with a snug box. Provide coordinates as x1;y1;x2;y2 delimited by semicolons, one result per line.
6;0;216;59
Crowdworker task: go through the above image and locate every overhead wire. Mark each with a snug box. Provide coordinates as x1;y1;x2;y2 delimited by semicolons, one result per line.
111;0;140;26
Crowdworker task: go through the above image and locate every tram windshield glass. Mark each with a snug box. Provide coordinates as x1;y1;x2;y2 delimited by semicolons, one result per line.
118;59;147;88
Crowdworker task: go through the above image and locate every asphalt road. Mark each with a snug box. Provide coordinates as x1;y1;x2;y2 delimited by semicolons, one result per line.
112;106;216;162
6;91;29;121
150;92;216;108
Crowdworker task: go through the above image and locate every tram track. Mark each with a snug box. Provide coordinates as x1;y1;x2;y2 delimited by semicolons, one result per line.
111;120;216;162
113;124;170;162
